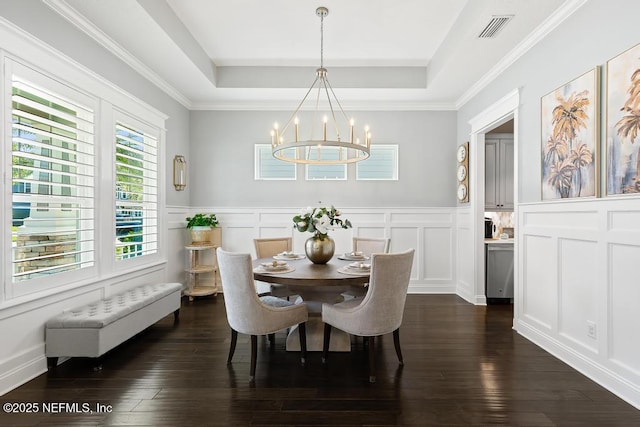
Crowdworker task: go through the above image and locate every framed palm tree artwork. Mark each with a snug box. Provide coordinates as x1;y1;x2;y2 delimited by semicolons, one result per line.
606;42;640;196
541;67;600;200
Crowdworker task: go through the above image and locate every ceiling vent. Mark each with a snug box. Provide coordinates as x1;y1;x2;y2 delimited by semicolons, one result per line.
478;15;514;38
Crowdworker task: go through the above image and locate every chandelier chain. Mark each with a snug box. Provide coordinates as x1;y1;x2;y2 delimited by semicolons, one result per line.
320;11;324;69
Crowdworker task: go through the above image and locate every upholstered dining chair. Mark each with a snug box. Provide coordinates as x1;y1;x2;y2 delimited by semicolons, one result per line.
322;249;414;383
344;237;391;298
254;237;297;299
217;249;308;381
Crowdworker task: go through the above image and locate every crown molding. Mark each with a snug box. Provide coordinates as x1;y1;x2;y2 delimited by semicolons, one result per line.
189;100;458;112
43;0;192;109
36;0;588;113
455;0;588;109
0;15;169;122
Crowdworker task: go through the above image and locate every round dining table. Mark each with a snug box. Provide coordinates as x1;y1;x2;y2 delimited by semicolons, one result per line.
253;255;370;352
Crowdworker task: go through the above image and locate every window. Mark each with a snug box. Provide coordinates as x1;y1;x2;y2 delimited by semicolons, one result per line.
11;77;95;282
4;49;166;300
305;147;347;180
255;144;296;180
115;121;158;260
356;144;398;180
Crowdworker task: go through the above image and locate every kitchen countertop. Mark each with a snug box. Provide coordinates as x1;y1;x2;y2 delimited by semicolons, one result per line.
485;238;514;244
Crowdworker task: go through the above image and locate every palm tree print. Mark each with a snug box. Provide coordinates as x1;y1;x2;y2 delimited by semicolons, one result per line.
544;135;568;165
616;110;640;142
568;142;593;196
547;159;575;198
552;90;590;142
616;65;640;143
615;62;640;192
543;87;593;198
622;69;640;112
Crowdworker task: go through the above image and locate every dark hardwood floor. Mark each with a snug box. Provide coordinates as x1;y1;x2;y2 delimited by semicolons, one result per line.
2;295;639;426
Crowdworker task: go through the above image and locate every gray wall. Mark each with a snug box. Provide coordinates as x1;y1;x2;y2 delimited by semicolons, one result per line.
0;0;191;207
457;0;640;202
190;110;457;208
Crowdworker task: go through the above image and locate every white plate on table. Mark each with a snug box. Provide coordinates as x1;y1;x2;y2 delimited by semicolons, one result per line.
259;261;290;272
273;252;305;260
348;262;371;271
338;264;371;276
338;252;370;261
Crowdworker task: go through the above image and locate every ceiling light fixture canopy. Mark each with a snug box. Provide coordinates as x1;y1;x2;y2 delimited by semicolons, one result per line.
271;6;371;165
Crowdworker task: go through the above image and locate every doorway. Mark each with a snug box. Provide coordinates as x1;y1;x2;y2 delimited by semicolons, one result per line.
484;120;514;305
467;89;519;325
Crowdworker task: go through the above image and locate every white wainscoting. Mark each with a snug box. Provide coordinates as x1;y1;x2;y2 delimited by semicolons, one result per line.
455;206;478;303
516;198;640;409
168;206;457;294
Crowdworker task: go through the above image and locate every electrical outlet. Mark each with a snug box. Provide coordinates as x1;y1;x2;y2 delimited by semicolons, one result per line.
587;321;597;339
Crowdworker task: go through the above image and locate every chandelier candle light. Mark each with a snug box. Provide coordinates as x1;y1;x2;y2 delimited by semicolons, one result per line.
270;6;371;165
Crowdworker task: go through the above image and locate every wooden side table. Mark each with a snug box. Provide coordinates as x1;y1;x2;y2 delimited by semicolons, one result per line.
184;244;218;301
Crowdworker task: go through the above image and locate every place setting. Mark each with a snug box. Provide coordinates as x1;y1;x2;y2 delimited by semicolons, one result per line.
338;251;370;261
253;260;295;274
338;261;371;276
273;251;305;261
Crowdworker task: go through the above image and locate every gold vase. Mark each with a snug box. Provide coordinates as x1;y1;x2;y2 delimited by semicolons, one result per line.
305;234;335;264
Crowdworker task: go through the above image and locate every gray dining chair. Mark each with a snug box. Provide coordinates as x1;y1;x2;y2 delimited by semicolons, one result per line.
322;249;414;383
217;249;308;381
344;237;390;298
254;237;298;300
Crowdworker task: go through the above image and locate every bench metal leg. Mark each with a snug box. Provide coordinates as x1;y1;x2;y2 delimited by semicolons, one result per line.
92;355;104;372
173;308;180;324
47;357;58;370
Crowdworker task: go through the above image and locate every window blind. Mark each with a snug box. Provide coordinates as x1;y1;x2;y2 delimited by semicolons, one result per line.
306;147;347;180
11;79;95;281
356;145;398;180
115;123;158;260
255;144;296;180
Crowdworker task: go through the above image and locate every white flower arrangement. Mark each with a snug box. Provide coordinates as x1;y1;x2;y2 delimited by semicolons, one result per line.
292;205;352;238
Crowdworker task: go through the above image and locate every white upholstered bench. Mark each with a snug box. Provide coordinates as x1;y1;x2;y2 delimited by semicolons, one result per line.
45;282;183;369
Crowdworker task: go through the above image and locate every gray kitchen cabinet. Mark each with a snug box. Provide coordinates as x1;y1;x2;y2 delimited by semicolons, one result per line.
485;136;514;211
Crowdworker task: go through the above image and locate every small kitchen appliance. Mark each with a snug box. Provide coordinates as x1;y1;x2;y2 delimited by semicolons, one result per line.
484;218;495;238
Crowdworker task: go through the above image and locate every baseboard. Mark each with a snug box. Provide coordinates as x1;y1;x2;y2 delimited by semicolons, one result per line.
453;282;486;305
408;283;456;294
516;319;640;410
0;345;47;396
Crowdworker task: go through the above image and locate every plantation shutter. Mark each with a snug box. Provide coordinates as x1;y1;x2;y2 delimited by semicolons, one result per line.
11;79;95;281
115;122;158;260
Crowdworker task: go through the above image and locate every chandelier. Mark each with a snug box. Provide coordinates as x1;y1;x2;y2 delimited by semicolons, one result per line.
271;6;371;165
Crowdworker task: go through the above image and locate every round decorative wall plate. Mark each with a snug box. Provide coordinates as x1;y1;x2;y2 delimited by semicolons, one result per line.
457;183;468;201
456;144;467;162
457;164;467;181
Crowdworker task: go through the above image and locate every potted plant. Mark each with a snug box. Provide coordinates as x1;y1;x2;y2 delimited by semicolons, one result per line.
186;213;218;244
